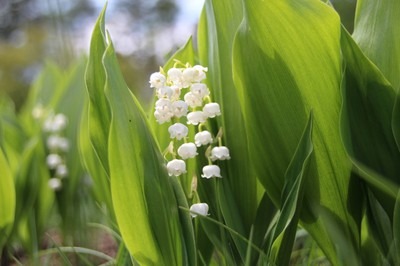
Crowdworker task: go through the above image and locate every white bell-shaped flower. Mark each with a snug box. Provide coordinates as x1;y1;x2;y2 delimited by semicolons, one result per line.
194;131;213;147
182;67;196;84
170;85;181;101
184;92;203;108
189;203;209;218
192;65;208;82
187;111;206;125
155;99;172;114
154;110;173;124
56;164;68;178
157;86;173;99
48;178;62;190
178;143;198;159
201;165;222;179
168;123;189;140
167;68;183;87
46;154;62;169
203;103;221;118
167;159;187;176
149;72;166;89
172;100;188;118
190;83;209;98
211;146;231;161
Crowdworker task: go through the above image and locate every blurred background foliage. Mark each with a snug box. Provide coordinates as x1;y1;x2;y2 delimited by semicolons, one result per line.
0;0;355;110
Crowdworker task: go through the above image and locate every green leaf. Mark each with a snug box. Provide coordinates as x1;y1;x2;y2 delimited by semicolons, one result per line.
269;112;313;266
198;0;258;233
0;147;15;251
393;191;400;263
232;1;360;264
340;29;400;211
352;0;400;90
103;34;190;265
84;3;111;176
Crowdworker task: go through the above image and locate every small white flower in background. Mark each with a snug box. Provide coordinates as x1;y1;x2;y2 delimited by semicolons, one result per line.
157;86;173;99
194;131;213;147
172;100;188;118
154;110;173;124
46;154;62;169
48;178;62;191
149;72;166;89
187;111;206;125
178;143;198;159
47;135;69;152
211;146;231;161
32;104;45;119
56;164;68;178
203;102;221;118
184;92;203;108
168;123;189;140
201;165;222;179
167;159;187;176
190;203;209;218
43;113;68;132
53;114;68;131
190;83;209;98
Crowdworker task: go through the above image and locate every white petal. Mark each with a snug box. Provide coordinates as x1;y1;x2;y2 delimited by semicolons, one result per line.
201;165;222;178
190;203;209;217
178;143;198;159
167;159;187;176
187;111;206;125
194;131;213;147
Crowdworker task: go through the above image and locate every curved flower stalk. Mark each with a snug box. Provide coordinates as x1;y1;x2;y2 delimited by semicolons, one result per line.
150;62;231;213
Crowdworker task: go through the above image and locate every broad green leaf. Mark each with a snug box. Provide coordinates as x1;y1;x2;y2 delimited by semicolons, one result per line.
104;34;190;265
78;101;112;211
198;0;257;233
365;189;395;264
352;0;400;90
269;112;313;266
232;1;360;264
85;3;111;176
340;29;400;212
0;147;15;251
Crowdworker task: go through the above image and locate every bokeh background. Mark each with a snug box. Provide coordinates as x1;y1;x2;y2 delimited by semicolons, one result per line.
0;0;355;111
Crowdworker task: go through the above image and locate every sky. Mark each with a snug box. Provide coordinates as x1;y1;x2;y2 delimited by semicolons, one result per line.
79;0;205;57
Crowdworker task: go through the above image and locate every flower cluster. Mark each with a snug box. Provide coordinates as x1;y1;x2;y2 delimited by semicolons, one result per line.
43;112;69;190
150;62;231;218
